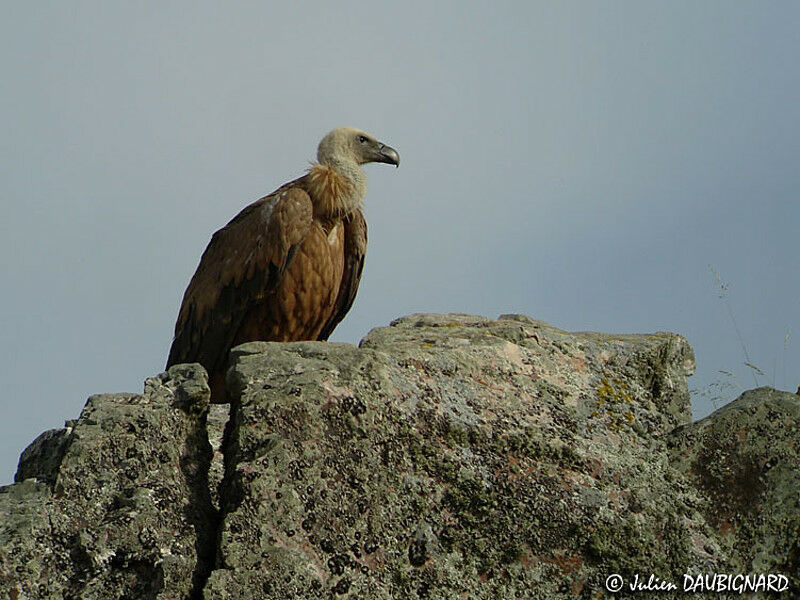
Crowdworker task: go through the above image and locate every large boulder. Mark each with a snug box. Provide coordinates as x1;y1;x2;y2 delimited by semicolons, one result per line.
1;364;215;599
669;387;800;593
207;313;707;598
1;314;796;599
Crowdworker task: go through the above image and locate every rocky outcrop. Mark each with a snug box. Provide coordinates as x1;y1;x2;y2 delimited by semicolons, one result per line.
1;364;215;599
669;387;800;589
1;313;797;599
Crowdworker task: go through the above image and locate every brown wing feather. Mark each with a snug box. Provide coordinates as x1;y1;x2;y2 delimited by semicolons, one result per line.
167;180;313;372
317;208;367;341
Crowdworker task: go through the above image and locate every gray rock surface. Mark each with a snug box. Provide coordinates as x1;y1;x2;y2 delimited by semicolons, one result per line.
14;428;71;486
1;313;797;599
1;364;215;599
669;387;800;592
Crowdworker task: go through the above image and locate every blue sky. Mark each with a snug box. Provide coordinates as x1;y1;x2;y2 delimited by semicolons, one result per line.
2;1;798;483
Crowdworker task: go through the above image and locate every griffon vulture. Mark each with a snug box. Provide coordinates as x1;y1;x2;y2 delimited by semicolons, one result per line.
166;127;399;401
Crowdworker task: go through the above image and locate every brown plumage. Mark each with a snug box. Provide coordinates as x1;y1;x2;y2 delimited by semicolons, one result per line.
166;127;399;401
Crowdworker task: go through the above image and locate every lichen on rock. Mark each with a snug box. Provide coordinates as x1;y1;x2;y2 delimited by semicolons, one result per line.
1;314;797;599
669;387;800;593
1;364;214;599
206;313;708;598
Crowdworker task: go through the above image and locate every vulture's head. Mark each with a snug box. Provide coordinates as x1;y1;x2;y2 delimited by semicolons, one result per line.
317;127;400;168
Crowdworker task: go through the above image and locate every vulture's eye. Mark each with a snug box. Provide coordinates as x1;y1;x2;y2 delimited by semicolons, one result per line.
358;135;368;143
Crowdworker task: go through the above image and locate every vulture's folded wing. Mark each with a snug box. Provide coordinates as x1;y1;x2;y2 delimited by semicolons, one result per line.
166;184;313;372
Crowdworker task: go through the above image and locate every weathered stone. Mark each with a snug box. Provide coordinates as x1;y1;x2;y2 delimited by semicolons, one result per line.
15;427;71;486
0;364;214;599
669;387;800;593
205;314;713;598
2;314;797;599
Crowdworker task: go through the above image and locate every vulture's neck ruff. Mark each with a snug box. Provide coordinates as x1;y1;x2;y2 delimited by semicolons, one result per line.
306;161;366;220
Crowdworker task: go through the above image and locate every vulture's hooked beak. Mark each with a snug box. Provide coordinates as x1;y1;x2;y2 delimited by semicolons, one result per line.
376;142;400;167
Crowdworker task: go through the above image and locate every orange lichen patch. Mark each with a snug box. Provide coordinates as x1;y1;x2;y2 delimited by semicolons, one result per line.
593;373;641;436
362;548;387;570
272;534;328;582
719;521;735;536
597;375;633;404
736;428;748;444
586;458;606;479
542;551;583;575
518;548;537;568
570;354;587;371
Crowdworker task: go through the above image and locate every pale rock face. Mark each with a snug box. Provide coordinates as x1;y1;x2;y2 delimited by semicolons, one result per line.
3;313;799;598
